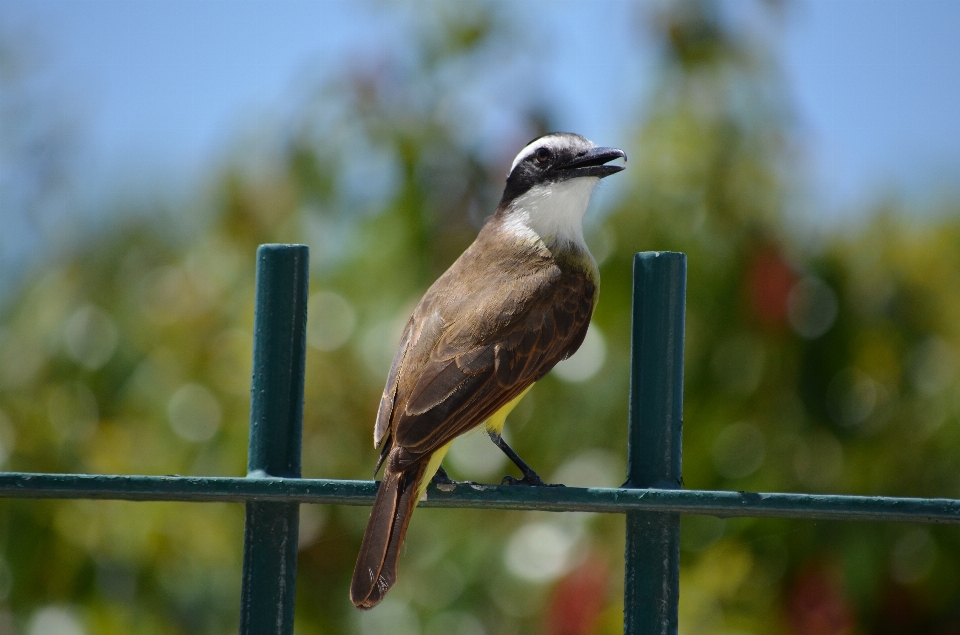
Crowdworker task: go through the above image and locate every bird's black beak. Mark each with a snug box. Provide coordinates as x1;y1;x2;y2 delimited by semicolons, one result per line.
559;146;627;179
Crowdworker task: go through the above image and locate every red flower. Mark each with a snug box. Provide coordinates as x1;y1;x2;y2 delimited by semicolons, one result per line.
546;556;609;635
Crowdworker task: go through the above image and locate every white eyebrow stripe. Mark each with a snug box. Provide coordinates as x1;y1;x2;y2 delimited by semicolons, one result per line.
508;135;566;174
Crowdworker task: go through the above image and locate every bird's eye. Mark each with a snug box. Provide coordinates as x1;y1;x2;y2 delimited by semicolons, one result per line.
535;147;551;164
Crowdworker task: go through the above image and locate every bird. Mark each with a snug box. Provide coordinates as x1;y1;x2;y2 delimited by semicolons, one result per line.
350;132;626;609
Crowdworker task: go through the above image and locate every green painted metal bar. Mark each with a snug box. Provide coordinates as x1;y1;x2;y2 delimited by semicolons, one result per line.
1;472;959;523
239;245;309;635
4;244;959;635
624;252;686;635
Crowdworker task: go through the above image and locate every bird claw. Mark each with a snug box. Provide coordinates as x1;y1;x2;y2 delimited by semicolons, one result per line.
431;467;479;487
501;473;565;487
431;467;456;485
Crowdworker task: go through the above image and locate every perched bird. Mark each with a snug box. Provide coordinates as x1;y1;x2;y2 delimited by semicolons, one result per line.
351;132;626;609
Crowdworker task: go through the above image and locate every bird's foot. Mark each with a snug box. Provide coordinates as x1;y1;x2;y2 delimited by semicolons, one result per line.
431;466;479;487
501;472;565;487
487;432;563;487
432;466;456;485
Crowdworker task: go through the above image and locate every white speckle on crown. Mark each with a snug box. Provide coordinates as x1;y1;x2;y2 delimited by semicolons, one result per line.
502;177;600;249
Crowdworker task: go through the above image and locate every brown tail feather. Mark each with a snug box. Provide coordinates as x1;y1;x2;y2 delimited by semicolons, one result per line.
351;462;426;609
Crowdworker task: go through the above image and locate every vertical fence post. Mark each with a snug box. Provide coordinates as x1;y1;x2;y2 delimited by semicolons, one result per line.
623;252;686;635
240;244;309;635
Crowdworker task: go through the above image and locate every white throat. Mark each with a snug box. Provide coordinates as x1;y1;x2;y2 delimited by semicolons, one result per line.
502;177;600;249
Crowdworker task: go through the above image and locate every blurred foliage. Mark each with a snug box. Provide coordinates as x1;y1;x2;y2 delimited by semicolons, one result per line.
2;1;960;634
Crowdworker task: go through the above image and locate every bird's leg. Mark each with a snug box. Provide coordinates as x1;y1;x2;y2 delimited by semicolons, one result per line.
488;431;563;487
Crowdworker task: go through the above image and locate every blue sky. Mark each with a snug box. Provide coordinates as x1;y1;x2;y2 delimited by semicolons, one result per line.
2;1;959;235
781;1;960;213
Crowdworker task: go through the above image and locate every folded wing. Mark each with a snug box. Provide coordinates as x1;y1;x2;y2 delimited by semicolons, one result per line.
384;264;596;469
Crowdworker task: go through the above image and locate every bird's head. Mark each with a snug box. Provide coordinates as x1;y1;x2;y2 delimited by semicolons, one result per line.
495;133;626;249
500;132;627;206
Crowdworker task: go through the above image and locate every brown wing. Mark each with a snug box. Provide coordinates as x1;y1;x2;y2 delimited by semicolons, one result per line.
385;264;596;471
374;318;412;450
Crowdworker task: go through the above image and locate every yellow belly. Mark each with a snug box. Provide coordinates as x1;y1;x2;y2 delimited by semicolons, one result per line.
416;440;453;501
484;384;533;435
416;384;534;501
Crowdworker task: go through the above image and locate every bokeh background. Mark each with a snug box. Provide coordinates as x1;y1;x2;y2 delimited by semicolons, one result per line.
2;1;960;634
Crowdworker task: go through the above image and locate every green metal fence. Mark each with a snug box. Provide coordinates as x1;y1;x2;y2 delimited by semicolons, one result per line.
2;244;959;634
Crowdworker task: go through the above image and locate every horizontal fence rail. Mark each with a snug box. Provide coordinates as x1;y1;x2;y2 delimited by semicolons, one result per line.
2;473;958;524
5;246;959;635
